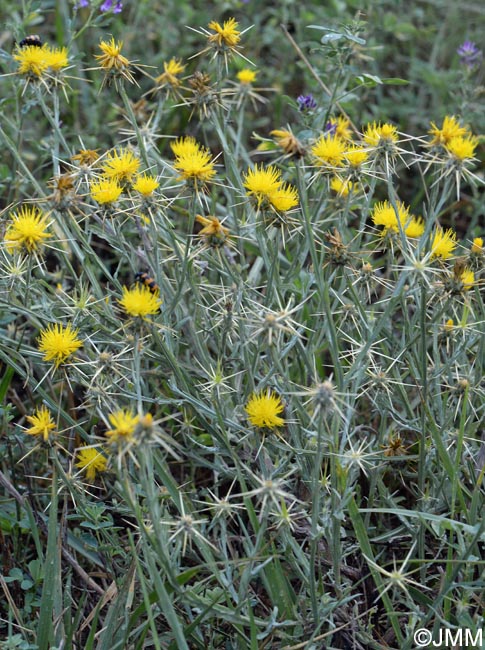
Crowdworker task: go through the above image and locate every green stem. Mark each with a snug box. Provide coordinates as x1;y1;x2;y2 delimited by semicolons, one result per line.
119;83;150;168
167;194;196;316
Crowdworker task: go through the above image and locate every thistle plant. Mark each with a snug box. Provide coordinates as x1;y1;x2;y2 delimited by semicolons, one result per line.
0;3;483;649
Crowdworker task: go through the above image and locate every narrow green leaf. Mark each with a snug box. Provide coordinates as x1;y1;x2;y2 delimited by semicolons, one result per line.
36;464;59;650
0;364;14;402
97;562;136;650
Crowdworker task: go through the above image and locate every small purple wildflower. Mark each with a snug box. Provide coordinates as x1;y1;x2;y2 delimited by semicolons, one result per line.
324;121;337;136
457;40;482;68
100;0;123;12
76;0;123;10
297;94;317;112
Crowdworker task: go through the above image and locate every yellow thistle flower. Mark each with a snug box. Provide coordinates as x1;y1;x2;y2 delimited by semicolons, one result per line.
119;284;161;318
270;128;305;157
328;116;352;140
25;405;56;442
471;237;483;254
90;177;123;204
371;201;424;237
155;58;185;88
76;447;108;481
106;409;139;443
446;135;478;161
207;18;241;49
13;44;49;77
244;164;283;207
171;137;216;186
459;268;475;291
44;46;69;72
5;205;52;254
132;173;159;196
37;322;82;367
344;145;369;168
363;122;398;147
267;183;299;212
245;390;285;429
430;227;457;260
101;148;141;183
95;37;130;70
196;214;230;245
428;116;469;147
311;135;346;168
72;149;99;166
237;68;257;84
94;38;134;85
244;164;282;194
404;217;425;239
138;412;154;431
372;200;409;231
330;176;358;197
170;135;200;159
443;318;454;332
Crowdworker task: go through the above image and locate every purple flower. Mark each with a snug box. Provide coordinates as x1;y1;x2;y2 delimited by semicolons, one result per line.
100;0;123;12
324;120;337;136
76;0;123;10
297;94;317;112
457;40;482;68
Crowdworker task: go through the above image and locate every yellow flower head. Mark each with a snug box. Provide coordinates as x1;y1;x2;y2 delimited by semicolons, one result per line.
371;201;424;238
37;322;82;367
404;216;425;239
25;405;56;442
459;268;475;291
311;135;346;168
13;44;49;77
5;205;51;254
207;18;241;49
270;128;305;157
267;182;299;212
171;137;216;186
330;176;358;197
119;284;162;318
245;390;285;429
90;177;123;204
430;227;457;260
95;38;134;85
363;122;398;147
428;116;469;147
101;148;141;183
44;46;69;71
76;447;108;481
106;409;139;443
244;164;283;207
170;135;200;159
132;173;159;196
95;37;130;70
196;214;230;245
244;164;282;195
72;149;99;167
446;135;478;161
76;447;108;482
443;318;454;332
155;58;186;88
344;145;369;168
328;116;352;141
237;68;257;84
471;237;483;254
